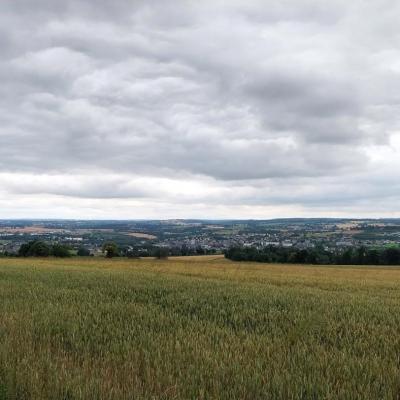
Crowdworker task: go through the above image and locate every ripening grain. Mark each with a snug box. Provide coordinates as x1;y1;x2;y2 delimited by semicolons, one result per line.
1;257;400;399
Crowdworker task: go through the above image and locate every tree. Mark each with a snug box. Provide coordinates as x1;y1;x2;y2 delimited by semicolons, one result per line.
340;248;354;265
153;247;169;259
52;244;71;258
30;241;50;257
365;249;380;265
196;246;205;255
290;249;309;264
102;242;119;258
383;247;400;265
125;247;140;258
355;246;367;265
18;241;50;257
181;244;189;256
18;242;31;257
77;247;91;256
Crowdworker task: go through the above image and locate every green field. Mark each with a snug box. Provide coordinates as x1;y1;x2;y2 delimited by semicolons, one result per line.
1;257;400;399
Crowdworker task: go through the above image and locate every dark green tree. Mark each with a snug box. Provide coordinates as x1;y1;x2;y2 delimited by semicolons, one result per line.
365;249;380;265
383;247;400;265
52;244;71;258
102;242;119;258
77;247;91;256
19;241;50;257
340;248;354;265
18;242;31;257
153;247;169;259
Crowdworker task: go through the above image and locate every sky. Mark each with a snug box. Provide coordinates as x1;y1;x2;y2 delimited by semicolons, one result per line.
1;0;400;219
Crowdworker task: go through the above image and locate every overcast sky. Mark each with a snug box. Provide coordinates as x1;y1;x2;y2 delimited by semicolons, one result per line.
1;0;400;219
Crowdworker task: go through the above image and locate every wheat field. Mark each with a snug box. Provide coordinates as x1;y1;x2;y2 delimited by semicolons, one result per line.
1;256;400;399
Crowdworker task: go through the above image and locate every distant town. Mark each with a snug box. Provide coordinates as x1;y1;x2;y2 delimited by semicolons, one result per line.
1;218;400;258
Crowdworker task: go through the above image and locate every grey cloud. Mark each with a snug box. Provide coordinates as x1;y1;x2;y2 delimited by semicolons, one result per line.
5;177;153;199
0;0;400;216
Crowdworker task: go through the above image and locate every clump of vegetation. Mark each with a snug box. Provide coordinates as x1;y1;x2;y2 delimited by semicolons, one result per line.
102;241;119;258
18;241;72;258
18;240;51;257
225;245;400;265
77;246;91;256
51;243;72;258
153;246;169;259
1;257;400;399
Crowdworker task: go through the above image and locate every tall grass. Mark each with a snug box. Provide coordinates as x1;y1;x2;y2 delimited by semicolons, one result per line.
1;257;400;399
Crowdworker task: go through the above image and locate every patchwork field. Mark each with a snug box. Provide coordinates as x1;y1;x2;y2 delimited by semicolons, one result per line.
1;257;400;399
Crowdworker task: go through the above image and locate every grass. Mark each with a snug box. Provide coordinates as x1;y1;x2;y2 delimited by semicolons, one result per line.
1;257;400;399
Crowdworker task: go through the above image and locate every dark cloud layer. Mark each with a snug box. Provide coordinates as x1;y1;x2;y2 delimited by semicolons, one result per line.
1;0;400;217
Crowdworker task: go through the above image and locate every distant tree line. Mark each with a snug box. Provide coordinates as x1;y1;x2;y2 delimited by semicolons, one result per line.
124;245;217;259
13;240;217;259
224;245;400;265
